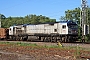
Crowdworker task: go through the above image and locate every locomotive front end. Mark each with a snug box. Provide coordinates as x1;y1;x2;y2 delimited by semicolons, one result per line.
67;21;78;35
67;21;78;42
68;24;78;35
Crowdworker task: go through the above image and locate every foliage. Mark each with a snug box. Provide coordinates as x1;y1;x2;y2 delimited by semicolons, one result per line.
60;16;66;20
65;7;81;23
0;14;6;19
1;14;56;28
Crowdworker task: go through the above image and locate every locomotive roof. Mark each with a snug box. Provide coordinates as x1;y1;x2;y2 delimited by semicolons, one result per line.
11;20;77;27
34;20;77;25
59;20;77;25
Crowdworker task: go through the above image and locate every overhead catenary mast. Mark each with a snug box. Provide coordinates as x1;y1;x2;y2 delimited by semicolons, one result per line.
80;0;89;42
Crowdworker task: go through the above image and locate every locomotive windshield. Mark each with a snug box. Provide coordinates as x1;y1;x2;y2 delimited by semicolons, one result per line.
68;24;78;35
68;25;78;28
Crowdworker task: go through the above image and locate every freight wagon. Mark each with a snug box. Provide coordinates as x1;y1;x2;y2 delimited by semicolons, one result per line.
9;20;78;42
0;28;9;40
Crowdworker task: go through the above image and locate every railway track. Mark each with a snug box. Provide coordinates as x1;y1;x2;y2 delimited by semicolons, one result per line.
0;40;90;49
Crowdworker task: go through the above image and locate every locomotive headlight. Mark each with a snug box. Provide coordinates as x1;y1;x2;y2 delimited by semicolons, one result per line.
75;31;78;33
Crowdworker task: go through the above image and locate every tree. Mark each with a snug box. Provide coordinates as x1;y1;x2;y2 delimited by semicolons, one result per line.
0;14;6;28
60;16;66;20
65;7;81;23
1;14;56;28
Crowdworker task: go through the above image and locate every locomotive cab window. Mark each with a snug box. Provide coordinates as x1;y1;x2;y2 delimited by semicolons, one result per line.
68;25;78;28
54;29;57;32
9;28;11;31
62;25;66;29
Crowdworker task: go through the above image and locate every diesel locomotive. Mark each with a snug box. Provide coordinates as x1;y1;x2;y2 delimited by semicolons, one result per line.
8;20;78;42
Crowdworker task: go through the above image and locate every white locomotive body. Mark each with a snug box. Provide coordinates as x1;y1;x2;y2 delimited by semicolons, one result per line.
9;20;78;42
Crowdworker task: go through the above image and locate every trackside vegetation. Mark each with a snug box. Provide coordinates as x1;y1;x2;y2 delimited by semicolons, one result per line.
0;41;90;50
0;41;90;59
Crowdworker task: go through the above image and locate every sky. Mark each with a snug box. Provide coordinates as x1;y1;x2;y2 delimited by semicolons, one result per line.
0;0;90;21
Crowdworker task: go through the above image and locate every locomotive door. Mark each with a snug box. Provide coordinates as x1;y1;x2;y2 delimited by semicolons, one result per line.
61;25;67;34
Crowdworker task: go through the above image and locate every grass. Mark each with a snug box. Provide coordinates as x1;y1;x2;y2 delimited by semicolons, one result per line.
16;42;37;46
44;44;62;48
0;41;90;59
0;41;90;51
0;41;37;46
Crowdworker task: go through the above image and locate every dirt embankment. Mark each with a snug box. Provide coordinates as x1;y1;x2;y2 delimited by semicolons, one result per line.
0;43;89;60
